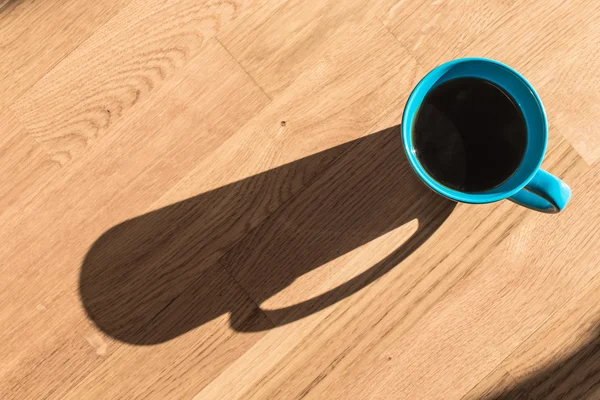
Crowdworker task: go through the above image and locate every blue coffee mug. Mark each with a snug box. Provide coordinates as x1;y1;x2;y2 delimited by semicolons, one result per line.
402;58;571;213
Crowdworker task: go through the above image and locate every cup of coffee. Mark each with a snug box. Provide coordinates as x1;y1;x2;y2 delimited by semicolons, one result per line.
402;58;571;213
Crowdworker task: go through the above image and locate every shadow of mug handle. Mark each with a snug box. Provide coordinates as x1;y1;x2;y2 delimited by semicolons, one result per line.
509;169;572;213
231;226;433;332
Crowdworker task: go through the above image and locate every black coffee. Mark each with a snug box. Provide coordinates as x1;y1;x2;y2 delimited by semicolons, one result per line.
413;77;527;193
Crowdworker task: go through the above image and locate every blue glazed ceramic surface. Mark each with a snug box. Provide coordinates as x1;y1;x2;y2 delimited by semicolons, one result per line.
402;58;571;213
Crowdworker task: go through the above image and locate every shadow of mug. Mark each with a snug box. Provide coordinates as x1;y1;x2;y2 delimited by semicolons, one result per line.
79;125;456;345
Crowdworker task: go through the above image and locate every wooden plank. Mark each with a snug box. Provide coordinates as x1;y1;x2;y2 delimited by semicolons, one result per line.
0;39;269;399
0;0;132;107
218;0;394;97
10;0;263;165
376;0;516;67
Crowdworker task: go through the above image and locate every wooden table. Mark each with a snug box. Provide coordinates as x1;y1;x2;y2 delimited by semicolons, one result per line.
1;0;599;398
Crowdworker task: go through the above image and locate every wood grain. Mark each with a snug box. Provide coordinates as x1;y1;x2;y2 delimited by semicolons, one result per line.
11;0;262;164
1;0;599;398
0;108;59;212
0;0;132;107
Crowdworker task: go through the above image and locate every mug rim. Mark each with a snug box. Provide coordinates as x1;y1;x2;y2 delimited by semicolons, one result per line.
401;57;548;204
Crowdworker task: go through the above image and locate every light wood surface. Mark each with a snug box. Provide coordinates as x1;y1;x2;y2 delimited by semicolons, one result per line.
1;0;599;398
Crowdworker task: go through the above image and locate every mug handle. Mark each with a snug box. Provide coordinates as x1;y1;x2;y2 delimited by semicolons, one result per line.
509;169;571;213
